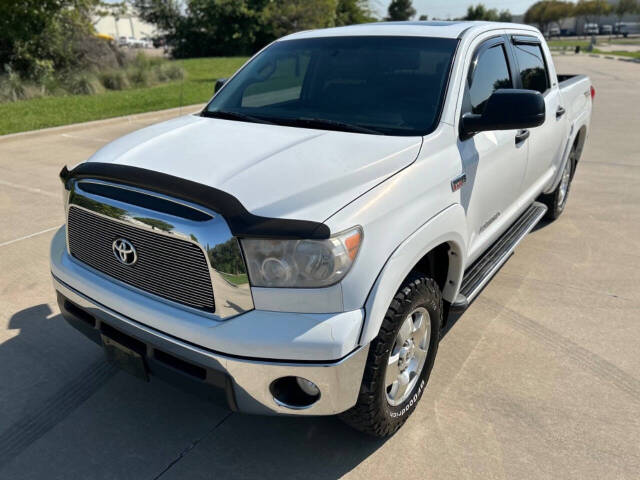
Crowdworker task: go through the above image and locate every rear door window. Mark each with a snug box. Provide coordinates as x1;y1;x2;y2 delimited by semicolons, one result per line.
512;43;549;94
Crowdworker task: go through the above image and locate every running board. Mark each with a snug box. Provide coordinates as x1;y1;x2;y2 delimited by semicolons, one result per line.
451;202;547;312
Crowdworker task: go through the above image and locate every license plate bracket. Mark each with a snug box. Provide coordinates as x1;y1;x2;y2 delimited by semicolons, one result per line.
102;334;149;382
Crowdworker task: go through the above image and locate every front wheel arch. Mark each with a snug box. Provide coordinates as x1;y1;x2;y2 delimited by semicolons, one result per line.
360;205;467;347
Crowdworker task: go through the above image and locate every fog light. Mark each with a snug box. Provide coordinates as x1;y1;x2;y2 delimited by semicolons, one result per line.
296;377;320;396
270;376;321;409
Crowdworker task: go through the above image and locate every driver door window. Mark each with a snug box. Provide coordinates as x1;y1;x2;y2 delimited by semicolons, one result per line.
466;44;512;115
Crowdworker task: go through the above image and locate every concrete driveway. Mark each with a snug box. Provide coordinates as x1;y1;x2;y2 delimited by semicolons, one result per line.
1;55;639;479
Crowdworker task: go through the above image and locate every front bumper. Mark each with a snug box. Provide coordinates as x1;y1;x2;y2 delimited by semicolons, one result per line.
53;276;369;415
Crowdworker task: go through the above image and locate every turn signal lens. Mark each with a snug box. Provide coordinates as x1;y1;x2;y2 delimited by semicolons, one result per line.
344;229;362;261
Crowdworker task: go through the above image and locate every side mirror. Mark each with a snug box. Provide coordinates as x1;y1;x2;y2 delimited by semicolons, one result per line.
214;78;227;93
460;89;545;139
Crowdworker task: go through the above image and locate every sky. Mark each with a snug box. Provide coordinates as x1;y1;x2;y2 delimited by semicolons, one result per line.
374;0;537;19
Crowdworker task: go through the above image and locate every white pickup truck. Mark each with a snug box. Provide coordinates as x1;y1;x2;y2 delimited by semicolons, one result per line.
52;21;593;436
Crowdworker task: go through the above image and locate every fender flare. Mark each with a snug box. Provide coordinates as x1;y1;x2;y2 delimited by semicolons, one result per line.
360;204;467;346
544;118;589;194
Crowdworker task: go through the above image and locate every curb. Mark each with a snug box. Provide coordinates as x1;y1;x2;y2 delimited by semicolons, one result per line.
0;103;205;142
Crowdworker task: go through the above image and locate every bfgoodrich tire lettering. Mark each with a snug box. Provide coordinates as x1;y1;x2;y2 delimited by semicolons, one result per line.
340;275;442;437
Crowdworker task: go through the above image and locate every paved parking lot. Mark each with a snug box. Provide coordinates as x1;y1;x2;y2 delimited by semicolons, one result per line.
1;55;639;479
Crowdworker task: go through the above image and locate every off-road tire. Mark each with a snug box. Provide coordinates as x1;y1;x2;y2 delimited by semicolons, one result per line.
540;143;578;220
340;275;442;437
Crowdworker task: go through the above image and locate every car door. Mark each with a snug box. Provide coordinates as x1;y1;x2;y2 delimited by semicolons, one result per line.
458;36;529;263
508;35;567;195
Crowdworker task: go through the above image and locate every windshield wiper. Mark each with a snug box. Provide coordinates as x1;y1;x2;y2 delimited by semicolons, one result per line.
291;117;383;135
201;110;275;125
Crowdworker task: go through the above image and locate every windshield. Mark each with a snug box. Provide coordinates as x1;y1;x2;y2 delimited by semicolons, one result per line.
204;36;458;136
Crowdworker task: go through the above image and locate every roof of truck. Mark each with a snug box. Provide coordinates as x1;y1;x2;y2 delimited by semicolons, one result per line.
281;21;539;41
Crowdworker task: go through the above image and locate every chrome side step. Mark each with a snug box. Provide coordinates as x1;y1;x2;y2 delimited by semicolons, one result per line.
451;202;547;312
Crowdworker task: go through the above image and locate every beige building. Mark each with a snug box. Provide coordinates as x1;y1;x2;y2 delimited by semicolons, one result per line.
93;9;156;40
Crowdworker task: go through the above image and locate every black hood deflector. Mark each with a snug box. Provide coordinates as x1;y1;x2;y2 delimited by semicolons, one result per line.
60;162;331;239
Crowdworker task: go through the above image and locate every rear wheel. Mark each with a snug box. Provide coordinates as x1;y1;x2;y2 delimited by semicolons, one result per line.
540;144;577;220
340;275;442;437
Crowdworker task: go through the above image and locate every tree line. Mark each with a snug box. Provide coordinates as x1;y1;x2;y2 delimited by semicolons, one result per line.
524;0;639;33
134;0;379;58
5;0;638;81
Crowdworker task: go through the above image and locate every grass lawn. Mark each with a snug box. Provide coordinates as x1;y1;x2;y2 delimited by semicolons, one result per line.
547;39;591;49
605;37;640;45
0;57;248;136
593;49;640;59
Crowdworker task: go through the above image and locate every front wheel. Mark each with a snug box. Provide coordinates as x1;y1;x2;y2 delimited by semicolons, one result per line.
340;275;442;437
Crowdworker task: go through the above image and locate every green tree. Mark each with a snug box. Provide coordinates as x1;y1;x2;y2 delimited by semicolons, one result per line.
136;0;345;57
386;0;416;21
133;0;182;34
135;0;262;57
335;0;376;26
575;0;612;27
261;0;337;39
0;0;103;79
498;9;513;22
525;1;574;33
614;0;639;23
464;4;500;21
551;1;575;31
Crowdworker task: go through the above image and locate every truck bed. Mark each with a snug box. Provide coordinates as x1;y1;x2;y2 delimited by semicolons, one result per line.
557;74;588;87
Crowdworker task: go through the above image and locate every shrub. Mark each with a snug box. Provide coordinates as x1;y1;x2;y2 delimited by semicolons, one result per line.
99;70;130;90
0;72;47;102
0;51;185;104
155;63;185;82
0;72;24;102
127;66;153;87
66;73;104;95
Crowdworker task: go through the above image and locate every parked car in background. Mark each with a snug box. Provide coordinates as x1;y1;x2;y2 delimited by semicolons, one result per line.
615;22;629;37
548;26;560;37
53;21;593;437
600;25;612;35
140;37;153;49
117;37;151;49
584;23;599;35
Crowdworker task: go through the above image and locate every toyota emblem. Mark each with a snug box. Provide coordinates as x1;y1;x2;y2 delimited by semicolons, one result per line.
112;238;137;266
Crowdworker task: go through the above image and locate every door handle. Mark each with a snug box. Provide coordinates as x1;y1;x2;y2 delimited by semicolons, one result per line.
556;106;566;119
515;129;530;144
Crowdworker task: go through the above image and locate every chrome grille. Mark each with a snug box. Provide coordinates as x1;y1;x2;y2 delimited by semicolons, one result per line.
67;206;215;312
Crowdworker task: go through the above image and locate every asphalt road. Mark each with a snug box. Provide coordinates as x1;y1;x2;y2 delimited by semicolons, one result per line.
1;55;639;480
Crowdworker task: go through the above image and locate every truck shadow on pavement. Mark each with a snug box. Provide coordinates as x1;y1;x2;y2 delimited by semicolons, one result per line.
0;304;387;479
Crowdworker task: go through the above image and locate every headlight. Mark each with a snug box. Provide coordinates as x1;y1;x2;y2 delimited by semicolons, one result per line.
241;227;363;288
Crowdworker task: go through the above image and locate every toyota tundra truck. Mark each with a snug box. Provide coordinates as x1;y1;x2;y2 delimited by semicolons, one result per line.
51;21;593;437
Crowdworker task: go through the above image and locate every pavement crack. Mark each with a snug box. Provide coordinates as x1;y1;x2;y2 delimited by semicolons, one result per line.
151;411;233;480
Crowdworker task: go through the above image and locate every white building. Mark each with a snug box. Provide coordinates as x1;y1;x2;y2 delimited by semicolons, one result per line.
93;9;156;40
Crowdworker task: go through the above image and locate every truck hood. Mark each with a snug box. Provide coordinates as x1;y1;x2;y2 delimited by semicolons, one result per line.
87;114;422;222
